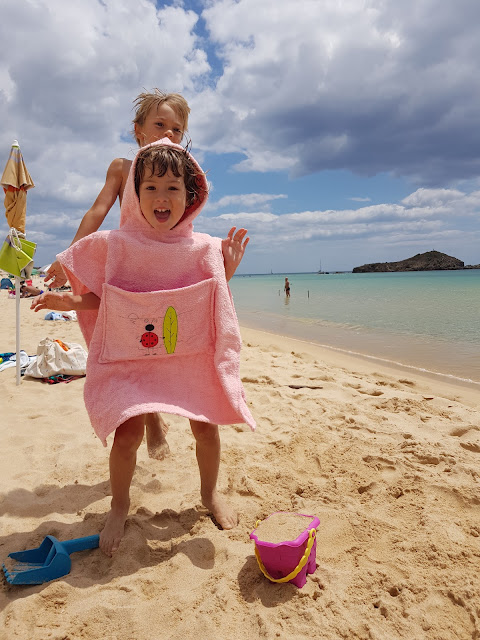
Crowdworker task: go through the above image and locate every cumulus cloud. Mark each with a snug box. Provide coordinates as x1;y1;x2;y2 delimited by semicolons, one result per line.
0;0;209;199
207;192;287;211
195;187;480;268
194;0;480;185
401;188;465;208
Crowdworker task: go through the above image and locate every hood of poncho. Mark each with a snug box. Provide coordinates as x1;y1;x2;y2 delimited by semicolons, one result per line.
119;137;209;240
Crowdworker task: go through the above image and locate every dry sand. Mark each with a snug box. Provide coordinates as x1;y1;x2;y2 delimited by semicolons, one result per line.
1;282;479;640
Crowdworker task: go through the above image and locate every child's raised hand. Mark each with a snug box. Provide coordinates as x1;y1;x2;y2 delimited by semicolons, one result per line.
221;227;249;281
30;291;74;313
44;260;68;288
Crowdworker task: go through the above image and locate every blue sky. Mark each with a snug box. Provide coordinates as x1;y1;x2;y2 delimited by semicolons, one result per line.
1;0;479;273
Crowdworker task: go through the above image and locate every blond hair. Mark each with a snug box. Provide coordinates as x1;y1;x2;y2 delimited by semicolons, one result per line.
132;89;190;145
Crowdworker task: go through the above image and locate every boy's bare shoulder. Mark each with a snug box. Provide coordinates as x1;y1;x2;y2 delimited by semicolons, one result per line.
107;158;133;202
107;157;133;176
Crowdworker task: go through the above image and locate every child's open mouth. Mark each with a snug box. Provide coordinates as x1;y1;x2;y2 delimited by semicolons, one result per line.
154;209;170;222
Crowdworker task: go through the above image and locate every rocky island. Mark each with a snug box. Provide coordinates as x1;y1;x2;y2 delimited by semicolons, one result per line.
352;250;477;273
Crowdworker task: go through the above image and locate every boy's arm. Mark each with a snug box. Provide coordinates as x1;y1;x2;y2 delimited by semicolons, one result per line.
45;158;126;287
221;227;249;282
30;291;100;313
69;157;125;242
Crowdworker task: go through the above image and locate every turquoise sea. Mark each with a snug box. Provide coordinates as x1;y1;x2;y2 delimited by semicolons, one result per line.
229;270;480;386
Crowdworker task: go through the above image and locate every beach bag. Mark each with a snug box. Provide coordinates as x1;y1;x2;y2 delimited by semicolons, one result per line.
0;229;36;277
25;338;88;378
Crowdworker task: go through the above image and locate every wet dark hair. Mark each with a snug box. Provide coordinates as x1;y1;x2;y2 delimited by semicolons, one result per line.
134;145;203;209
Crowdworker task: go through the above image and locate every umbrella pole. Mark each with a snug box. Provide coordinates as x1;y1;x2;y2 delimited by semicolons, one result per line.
15;275;21;385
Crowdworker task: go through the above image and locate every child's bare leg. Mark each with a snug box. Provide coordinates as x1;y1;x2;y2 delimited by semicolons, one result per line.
101;415;145;556
189;419;237;530
145;412;170;460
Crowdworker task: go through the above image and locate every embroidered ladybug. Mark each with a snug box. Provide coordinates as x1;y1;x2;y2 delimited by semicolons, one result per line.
140;324;159;349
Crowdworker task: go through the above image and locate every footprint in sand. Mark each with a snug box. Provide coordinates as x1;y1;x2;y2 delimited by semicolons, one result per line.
372;374;401;389
449;425;480;453
362;455;400;482
362;455;397;471
241;374;275;385
344;382;361;390
343;382;383;396
459;442;480;453
400;441;456;466
399;378;416;386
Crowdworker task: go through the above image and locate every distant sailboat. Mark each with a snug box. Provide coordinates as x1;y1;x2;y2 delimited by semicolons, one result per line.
317;259;329;275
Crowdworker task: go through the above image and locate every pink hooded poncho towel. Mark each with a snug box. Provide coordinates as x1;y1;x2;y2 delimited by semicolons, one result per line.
57;138;256;445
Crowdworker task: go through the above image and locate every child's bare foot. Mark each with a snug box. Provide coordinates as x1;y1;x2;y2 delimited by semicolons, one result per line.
145;413;170;460
147;437;170;461
100;505;129;556
202;490;238;530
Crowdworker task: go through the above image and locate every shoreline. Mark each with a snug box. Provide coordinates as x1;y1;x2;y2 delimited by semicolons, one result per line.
230;270;480;386
239;325;480;408
236;310;480;388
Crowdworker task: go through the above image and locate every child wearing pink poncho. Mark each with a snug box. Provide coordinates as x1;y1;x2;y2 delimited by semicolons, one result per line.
32;139;255;555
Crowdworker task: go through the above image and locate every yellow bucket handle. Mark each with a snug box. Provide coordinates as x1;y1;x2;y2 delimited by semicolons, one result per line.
254;528;316;584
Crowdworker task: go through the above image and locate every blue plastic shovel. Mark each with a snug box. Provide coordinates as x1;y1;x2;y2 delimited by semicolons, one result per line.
2;534;99;585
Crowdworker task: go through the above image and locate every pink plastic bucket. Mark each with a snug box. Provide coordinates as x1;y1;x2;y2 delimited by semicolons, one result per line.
250;512;320;588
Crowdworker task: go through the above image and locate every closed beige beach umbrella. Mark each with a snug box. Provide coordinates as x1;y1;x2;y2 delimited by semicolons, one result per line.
0;140;35;385
1;139;34;233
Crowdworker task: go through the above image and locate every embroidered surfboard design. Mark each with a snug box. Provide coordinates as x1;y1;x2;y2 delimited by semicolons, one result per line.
163;306;178;354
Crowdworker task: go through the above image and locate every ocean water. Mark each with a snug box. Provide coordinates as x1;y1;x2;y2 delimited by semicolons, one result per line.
229;270;480;385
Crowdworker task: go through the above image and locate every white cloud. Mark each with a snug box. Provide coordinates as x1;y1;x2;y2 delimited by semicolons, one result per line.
402;188;466;208
208;192;287;210
0;0;209;202
194;0;480;184
195;187;480;265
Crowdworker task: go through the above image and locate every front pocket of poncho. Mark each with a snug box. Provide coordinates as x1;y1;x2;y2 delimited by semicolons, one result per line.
99;280;216;363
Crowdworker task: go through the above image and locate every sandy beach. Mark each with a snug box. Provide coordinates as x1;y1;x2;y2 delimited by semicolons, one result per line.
1;282;479;640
